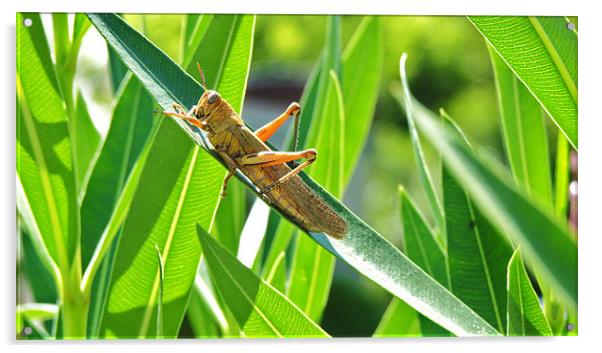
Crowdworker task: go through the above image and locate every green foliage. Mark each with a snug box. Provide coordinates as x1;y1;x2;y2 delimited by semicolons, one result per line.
507;250;553;336
441;114;513;334
198;226;328;337
469;16;578;149
399;57;576;312
489;47;553;207
17;13;576;340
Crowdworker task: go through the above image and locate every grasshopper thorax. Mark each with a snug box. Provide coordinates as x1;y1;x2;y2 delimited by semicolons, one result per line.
193;90;242;133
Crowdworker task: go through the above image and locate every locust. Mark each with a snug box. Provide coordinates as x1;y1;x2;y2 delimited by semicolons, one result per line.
163;65;347;239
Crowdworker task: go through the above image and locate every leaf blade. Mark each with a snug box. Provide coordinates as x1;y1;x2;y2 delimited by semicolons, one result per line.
469;16;578;148
88;13;255;338
399;57;577;310
197;226;329;338
507;250;553;336
489;46;553;207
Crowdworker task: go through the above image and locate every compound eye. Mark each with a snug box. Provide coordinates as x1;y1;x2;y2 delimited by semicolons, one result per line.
207;91;218;104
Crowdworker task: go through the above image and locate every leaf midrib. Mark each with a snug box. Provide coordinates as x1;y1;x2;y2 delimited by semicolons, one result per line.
528;17;578;104
17;81;70;272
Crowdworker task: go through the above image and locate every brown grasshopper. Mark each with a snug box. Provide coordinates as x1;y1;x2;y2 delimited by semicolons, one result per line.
163;65;347;239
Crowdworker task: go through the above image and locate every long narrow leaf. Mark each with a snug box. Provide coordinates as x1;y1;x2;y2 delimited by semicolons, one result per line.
197;226;328;338
89;13;499;336
398;54;445;237
489;46;552;207
89;13;254;338
17;13;79;274
469;16;578;148
72;92;101;187
507;250;552;336
288;70;345;321
80;73;155;269
399;186;450;336
399;56;577;310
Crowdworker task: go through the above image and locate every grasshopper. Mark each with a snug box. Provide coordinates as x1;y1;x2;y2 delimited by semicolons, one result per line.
164;65;347;239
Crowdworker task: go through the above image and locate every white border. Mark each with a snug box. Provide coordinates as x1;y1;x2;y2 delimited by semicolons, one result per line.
3;1;602;352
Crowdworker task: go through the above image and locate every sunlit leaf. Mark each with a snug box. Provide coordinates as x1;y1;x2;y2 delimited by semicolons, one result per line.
197;226;329;338
507;250;552;336
469;16;578;148
88;13;255;338
399;56;577;310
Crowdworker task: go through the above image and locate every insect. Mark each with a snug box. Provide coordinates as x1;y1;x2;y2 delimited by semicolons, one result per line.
163;65;347;239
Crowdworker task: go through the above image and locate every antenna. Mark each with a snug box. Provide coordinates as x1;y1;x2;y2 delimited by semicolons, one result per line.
197;62;208;91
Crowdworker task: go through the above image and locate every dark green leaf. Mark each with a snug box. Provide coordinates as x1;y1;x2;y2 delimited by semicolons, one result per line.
88;13;254;338
197;226;329;338
89;13;499;337
72;92;101;191
399;186;450;336
399;57;577;310
489;46;552;207
507;250;552;336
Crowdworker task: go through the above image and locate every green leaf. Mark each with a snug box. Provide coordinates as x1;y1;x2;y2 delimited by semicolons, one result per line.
17;13;79;273
197;226;329;338
88;13;255;338
399;186;450;336
82;74;156;336
441;112;514;335
288;70;345;321
154;245;165;338
554;132;570;218
507;250;552;336
108;45;128;93
181;14;215;67
73;13;91;47
51;13;70;69
194;266;242;337
399;187;447;286
264;251;287;293
489;46;552;207
213;179;247;254
72;92;101;191
399;56;577;310
373;299;421;337
186;282;221;338
260;54;323;275
398;54;445;240
89;13;499;337
80;74;155;269
443;150;512;333
469;16;578;149
340;16;382;184
186;15;252;254
19;230;58;304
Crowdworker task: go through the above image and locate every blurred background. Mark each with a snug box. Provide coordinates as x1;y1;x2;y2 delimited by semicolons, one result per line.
64;14;561;336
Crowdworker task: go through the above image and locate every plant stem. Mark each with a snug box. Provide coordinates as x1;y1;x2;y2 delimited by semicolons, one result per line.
61;266;89;339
